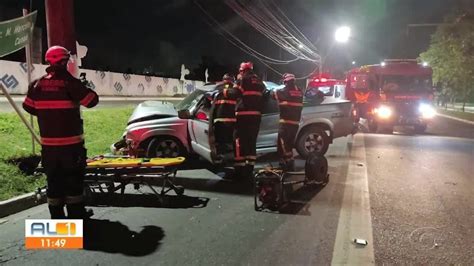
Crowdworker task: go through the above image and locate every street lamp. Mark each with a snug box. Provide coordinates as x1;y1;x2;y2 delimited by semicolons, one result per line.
352;61;356;65
319;26;351;75
335;26;351;43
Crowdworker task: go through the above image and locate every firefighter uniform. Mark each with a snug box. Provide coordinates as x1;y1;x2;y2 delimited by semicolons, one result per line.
23;62;99;219
232;66;265;178
211;80;236;159
273;74;303;170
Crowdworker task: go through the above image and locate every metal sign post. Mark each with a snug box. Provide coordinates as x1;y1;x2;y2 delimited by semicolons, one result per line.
0;84;40;144
0;11;40;147
23;8;36;154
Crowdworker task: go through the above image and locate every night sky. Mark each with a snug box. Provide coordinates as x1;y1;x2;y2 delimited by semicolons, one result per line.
1;0;472;81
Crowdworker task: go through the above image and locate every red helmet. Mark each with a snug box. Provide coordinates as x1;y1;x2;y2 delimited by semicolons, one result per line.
283;73;295;82
45;46;70;65
239;61;253;72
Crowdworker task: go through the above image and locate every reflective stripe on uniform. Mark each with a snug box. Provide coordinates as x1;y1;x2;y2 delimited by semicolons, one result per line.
279;119;299;125
280;137;287;154
34;100;77;109
243;91;262;96
41;135;84;146
245;155;257;160
236;111;261;116
214;118;236;123
215;100;236;105
234;162;246;167
80;92;96;106
47;197;64;206
65;195;84;204
24;97;35;108
235;138;241;159
279;101;303;107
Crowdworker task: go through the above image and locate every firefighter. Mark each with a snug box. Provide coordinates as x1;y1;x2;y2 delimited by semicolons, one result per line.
23;46;99;219
231;62;265;179
209;74;236;162
272;73;303;171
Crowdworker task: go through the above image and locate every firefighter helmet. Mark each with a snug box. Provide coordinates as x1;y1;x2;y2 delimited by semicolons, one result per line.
239;61;253;72
283;73;296;82
45;46;70;65
222;73;234;83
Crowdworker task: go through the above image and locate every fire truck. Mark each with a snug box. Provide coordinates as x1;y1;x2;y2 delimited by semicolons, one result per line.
346;59;436;133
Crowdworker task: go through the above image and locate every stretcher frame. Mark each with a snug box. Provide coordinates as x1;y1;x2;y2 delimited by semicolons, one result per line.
83;164;185;203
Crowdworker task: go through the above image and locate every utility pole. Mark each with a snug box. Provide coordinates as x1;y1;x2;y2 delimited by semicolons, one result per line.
45;0;78;76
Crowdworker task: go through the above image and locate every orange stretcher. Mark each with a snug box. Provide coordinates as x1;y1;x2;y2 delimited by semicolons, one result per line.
84;156;186;202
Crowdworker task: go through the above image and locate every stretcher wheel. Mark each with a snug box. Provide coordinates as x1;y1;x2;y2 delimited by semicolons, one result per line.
174;186;185;196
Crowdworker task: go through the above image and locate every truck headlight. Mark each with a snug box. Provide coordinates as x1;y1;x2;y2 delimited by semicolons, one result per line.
375;105;392;119
419;103;436;119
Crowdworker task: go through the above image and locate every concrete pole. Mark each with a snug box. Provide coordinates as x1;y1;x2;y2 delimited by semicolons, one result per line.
45;0;79;76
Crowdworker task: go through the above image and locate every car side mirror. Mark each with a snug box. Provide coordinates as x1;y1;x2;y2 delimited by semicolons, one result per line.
178;109;191;119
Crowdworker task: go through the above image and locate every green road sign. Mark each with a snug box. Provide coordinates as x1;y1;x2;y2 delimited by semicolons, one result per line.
0;11;37;57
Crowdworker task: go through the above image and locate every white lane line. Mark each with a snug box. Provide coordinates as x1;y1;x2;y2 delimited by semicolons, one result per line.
436;113;474;125
331;134;375;265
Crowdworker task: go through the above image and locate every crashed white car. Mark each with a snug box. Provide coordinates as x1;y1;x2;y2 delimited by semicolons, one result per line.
112;82;354;163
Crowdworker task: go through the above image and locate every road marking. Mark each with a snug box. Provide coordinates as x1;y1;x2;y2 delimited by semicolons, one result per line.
436;113;474;125
331;134;375;265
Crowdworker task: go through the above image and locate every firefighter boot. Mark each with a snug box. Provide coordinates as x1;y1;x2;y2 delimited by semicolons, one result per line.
67;203;94;219
48;204;66;219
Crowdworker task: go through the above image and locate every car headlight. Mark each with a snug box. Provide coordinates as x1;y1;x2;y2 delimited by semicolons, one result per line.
375;105;392;119
419;103;436;119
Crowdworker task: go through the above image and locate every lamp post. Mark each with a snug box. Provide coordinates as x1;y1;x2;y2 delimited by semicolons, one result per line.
319;26;351;76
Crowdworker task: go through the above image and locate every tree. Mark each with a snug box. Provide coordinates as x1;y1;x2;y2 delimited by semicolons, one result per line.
420;11;474;112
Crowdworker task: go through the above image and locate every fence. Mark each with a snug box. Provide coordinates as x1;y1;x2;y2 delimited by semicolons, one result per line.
0;59;204;96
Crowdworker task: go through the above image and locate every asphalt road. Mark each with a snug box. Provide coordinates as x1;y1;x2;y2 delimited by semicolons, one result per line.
0;115;472;265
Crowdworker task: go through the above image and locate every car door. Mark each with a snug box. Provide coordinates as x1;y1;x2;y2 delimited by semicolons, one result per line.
257;93;279;153
189;97;214;162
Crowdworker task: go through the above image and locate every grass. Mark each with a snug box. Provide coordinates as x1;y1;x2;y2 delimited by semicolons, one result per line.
436;108;474;122
0;107;133;201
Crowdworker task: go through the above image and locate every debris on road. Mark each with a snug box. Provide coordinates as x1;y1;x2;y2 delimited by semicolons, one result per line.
0;219;8;225
353;238;368;246
357;163;364;167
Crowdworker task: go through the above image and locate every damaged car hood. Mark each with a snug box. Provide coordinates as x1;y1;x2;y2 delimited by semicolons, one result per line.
128;100;177;125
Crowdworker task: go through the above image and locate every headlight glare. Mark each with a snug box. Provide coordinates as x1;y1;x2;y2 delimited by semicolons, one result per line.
419;104;436;119
376;105;392;119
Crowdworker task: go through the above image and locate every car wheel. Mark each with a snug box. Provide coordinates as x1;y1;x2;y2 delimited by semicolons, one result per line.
296;126;330;158
414;124;427;134
368;120;378;133
146;137;186;158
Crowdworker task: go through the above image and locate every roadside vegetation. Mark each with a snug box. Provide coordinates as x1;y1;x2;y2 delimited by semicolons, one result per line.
420;10;474;112
0;107;133;201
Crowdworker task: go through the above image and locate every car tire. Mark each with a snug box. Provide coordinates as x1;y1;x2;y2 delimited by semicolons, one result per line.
146;137;187;158
414;124;427;134
368;120;378;133
296;126;330;158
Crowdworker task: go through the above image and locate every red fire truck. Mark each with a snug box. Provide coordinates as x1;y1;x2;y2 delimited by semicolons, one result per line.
346;59;436;133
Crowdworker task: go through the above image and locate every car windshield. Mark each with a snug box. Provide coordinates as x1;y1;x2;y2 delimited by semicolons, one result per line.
175;89;205;110
382;75;432;92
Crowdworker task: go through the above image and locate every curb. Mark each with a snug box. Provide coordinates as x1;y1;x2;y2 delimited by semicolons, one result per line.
0;190;46;218
437;113;474;125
